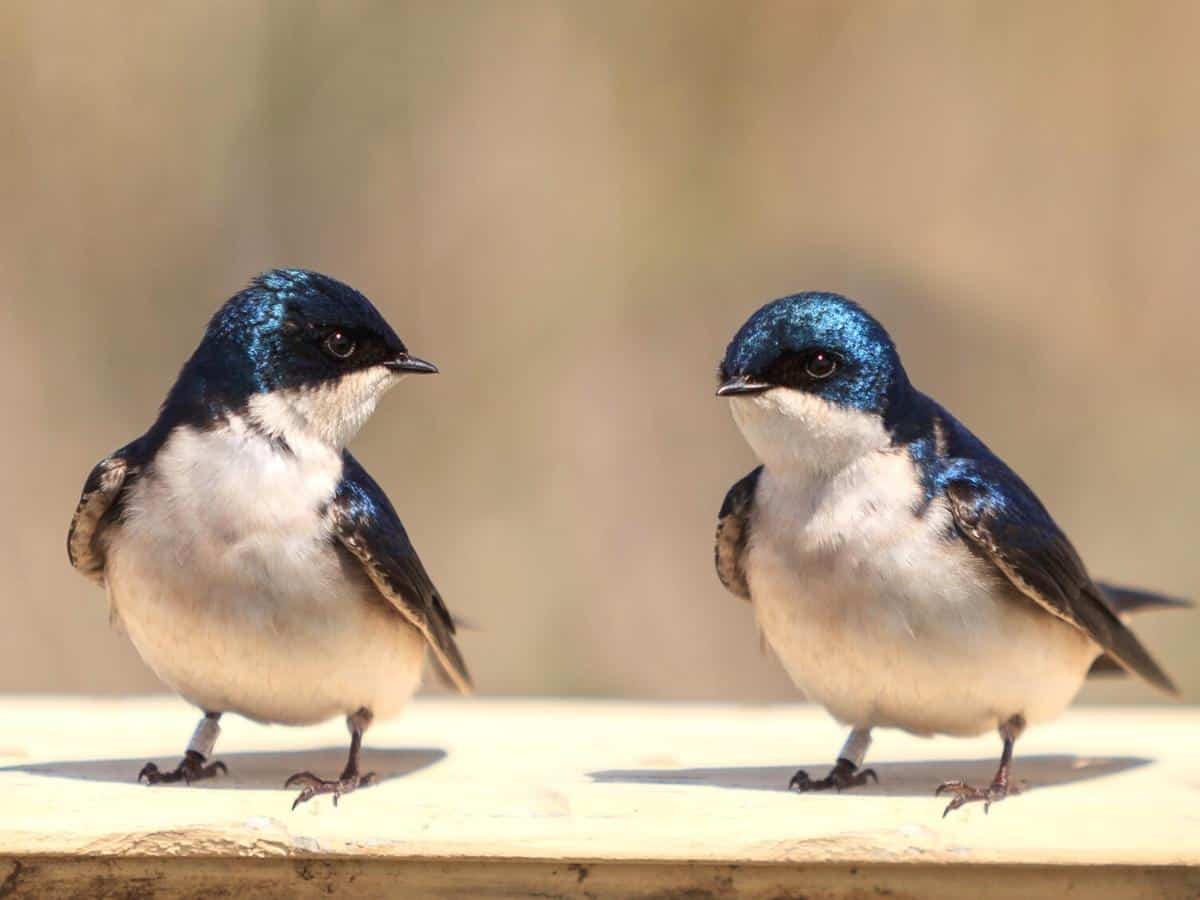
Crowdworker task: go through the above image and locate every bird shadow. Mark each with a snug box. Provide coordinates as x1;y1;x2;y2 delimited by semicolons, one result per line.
589;754;1149;797
2;746;446;791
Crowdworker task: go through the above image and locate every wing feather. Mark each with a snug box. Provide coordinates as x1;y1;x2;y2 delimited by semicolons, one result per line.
715;467;762;601
331;453;471;694
945;472;1178;695
67;447;138;585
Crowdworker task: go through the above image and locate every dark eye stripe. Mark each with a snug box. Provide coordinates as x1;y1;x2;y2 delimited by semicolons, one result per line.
761;349;841;388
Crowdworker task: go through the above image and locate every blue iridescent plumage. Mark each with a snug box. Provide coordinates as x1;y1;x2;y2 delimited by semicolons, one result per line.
154;268;408;438
721;292;1013;502
720;292;908;415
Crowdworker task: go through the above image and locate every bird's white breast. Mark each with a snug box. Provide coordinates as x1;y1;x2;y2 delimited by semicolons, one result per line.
104;415;425;726
735;395;1098;737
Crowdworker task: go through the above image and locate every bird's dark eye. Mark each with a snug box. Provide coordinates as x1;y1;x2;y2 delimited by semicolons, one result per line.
804;351;839;380
323;331;356;360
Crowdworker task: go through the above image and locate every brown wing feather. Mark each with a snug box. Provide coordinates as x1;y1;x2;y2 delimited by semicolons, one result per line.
715;467;762;601
67;452;134;586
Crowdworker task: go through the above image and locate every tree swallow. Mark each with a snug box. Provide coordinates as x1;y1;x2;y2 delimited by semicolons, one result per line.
714;292;1186;816
68;269;470;808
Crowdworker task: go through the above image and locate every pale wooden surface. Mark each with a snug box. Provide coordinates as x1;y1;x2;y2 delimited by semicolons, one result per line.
0;696;1196;898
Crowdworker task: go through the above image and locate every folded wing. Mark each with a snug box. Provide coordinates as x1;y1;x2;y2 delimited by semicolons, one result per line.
945;466;1178;695
331;453;472;693
714;467;762;601
67;442;143;585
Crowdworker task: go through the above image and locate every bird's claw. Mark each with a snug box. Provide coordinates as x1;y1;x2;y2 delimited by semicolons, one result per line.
789;759;878;793
138;755;228;786
935;778;1020;817
285;770;376;809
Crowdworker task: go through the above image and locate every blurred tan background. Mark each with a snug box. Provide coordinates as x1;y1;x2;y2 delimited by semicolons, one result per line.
1;1;1196;705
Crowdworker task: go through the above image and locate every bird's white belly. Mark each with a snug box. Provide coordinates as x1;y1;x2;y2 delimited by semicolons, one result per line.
104;422;426;726
747;455;1098;737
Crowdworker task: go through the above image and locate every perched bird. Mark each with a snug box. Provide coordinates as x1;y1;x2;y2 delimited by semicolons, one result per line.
68;269;470;808
714;292;1186;816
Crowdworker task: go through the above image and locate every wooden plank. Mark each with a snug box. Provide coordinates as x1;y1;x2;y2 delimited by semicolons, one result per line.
1;858;1197;899
0;697;1196;897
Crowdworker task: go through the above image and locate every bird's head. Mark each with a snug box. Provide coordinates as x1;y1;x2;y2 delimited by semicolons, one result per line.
717;292;909;473
170;269;437;448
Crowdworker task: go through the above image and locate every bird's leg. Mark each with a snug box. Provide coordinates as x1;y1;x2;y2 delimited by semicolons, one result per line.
286;707;377;809
937;714;1026;817
790;727;878;792
139;711;228;785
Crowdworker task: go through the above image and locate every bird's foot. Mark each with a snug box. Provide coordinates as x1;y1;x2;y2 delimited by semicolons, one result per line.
935;778;1020;817
138;751;228;786
789;758;878;793
285;770;376;810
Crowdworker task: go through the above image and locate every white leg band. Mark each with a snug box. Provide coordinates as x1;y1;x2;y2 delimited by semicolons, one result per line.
187;716;221;759
838;728;872;769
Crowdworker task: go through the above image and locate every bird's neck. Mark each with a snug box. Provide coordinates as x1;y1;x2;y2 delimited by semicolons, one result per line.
729;389;893;481
245;369;399;451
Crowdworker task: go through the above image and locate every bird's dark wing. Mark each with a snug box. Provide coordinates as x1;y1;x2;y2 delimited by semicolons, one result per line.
715;467;762;600
331;453;471;693
944;464;1178;695
67;442;143;585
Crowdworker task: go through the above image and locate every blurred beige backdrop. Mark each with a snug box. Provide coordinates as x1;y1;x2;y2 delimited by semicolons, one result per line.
1;2;1195;704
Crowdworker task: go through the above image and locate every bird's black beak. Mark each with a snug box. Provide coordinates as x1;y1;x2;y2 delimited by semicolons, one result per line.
716;375;771;397
385;354;439;375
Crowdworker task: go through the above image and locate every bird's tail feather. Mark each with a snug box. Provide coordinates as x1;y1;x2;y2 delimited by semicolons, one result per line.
1097;581;1192;615
1087;581;1191;682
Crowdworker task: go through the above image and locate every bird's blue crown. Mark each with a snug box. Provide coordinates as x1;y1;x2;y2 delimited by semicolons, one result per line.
720;292;909;415
157;268;407;428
